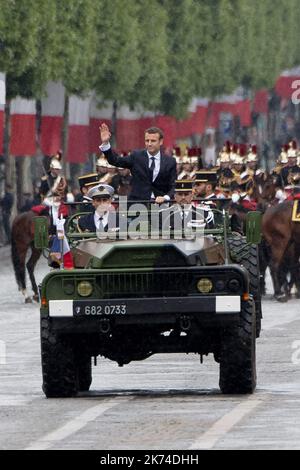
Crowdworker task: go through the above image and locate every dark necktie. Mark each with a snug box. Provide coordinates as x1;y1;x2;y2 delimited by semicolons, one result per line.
98;216;104;230
149;157;155;181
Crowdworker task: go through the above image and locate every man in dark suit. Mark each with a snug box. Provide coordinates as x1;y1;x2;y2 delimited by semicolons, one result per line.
78;184;118;234
99;123;177;203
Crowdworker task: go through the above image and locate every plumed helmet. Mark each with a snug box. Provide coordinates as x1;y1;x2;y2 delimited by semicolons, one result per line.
50;159;62;170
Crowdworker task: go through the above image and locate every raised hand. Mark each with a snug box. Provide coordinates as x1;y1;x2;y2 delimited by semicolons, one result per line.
99;123;111;144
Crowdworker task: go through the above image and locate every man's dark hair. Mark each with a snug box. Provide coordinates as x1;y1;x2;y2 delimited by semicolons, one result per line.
145;127;164;140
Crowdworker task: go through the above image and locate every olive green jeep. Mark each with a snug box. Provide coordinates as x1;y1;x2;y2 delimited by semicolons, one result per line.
35;205;262;398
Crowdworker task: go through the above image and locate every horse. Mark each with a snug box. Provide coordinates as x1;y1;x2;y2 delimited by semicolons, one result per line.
262;201;300;300
11;209;45;303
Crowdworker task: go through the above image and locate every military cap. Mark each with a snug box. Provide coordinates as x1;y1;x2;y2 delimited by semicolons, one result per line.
175;180;193;192
194;171;218;183
78;173;100;190
88;184;114;199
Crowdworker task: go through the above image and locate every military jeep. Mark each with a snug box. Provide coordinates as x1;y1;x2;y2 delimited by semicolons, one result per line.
35;203;262;398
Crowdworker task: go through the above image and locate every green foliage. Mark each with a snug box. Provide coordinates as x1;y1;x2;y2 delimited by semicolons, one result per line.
1;0;300;112
53;0;97;95
92;0;141;105
160;0;200;117
127;0;169;111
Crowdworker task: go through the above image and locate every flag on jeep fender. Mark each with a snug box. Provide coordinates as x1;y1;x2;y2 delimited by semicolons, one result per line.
50;236;74;269
50;217;74;269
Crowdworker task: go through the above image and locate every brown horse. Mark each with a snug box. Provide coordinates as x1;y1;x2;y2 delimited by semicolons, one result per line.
11;210;45;303
262;201;300;300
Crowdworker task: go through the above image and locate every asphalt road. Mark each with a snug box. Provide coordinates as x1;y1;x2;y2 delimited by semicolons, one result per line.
0;245;300;450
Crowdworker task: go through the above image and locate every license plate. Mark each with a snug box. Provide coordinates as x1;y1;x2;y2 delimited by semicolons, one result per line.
74;302;127;316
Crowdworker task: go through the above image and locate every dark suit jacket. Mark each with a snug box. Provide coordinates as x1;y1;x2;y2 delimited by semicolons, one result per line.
103;148;177;201
78;212;118;232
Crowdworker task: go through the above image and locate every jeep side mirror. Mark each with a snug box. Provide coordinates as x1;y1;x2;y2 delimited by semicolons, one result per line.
246;211;262;245
34;216;49;249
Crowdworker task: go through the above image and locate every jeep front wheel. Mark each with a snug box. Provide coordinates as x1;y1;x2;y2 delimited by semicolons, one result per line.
219;299;256;394
41;318;78;398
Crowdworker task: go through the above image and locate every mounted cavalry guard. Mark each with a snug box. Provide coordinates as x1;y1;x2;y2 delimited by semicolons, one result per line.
277;140;300;195
96;154;118;185
216;141;231;176
40;158;67;201
244;145;257;177
36;158;68;227
231;144;246;179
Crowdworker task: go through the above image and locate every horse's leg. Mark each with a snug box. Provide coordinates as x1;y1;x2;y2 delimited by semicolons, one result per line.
269;239;290;301
259;240;270;295
291;244;300;298
11;233;32;303
26;245;42;302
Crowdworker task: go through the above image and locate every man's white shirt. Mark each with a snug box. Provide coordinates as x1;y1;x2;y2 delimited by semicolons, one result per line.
94;211;109;230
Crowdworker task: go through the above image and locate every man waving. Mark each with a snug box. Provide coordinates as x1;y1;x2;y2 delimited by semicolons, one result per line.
99;123;176;203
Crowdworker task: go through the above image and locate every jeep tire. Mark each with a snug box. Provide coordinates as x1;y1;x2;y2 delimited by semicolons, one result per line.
228;235;262;338
41;318;78;398
219;298;256;394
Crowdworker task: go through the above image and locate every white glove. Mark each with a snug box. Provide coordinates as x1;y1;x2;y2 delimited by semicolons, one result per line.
231;193;240;203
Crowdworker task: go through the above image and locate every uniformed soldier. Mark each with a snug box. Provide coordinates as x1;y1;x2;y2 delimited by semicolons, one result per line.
277;141;300;192
78;184;116;233
231;145;246;179
40;159;67;200
96;154;117;185
163;180;214;235
217;168;234;199
177;156;193;180
216;141;231;173
192;171;218;208
245;145;258;177
78;173;101;209
236;175;257;211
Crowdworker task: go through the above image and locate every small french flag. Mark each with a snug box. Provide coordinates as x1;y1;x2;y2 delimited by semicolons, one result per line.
50;216;74;269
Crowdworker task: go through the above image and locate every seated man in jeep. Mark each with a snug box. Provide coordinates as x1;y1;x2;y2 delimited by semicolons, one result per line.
78;184;118;234
160;180;214;237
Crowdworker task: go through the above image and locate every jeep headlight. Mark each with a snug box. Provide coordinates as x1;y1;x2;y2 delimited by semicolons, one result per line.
77;281;93;297
197;278;213;293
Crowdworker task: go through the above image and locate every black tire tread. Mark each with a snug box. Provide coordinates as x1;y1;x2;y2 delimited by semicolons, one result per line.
228;235;262;338
219;299;256;394
41;318;78;398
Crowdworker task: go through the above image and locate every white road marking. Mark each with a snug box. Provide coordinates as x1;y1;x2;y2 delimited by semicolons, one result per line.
189;398;262;450
0;394;33;406
24;399;127;450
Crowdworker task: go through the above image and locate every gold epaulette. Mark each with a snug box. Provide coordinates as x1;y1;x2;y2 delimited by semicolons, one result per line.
41;175;48;181
232;169;242;178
